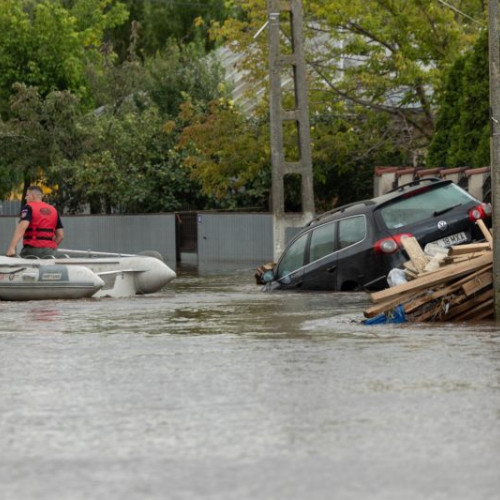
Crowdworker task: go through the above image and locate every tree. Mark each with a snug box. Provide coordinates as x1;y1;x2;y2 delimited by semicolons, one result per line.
0;83;83;202
47;41;230;214
109;0;234;60
212;0;487;162
427;30;490;168
310;107;411;209
163;0;485;209
178;98;271;209
144;40;228;118
0;5;231;213
0;0;128;117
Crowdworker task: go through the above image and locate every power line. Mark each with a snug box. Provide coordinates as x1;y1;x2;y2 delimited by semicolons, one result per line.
436;0;484;26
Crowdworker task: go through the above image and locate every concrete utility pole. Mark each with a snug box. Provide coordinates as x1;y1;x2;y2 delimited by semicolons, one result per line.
488;0;500;319
267;0;315;260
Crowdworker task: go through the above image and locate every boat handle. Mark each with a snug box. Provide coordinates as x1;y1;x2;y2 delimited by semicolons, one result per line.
0;267;27;275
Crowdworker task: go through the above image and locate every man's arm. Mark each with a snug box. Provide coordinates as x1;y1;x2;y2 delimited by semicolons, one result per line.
6;220;29;256
55;228;64;246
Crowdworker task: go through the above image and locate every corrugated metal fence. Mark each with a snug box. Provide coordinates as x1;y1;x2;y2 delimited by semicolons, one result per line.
0;213;177;262
196;213;273;265
62;214;178;260
0;212;274;268
0;200;21;216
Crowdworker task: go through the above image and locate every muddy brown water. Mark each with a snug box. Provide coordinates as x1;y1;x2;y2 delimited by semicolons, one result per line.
1;266;499;500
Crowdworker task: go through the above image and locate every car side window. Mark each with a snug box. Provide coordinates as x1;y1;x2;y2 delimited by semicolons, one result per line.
309;222;336;263
338;216;366;249
277;232;309;279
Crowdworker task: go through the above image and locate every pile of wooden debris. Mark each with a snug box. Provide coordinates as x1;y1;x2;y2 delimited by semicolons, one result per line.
363;221;494;322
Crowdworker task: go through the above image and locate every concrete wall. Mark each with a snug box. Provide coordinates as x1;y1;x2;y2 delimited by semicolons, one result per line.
374;166;491;201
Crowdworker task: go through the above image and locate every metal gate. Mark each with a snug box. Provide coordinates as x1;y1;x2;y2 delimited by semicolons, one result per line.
175;212;198;261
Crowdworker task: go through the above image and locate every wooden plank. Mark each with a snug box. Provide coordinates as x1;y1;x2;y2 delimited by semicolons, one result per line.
445;254;485;264
363;289;427;318
403;261;418;273
401;236;429;272
410;300;446;322
413;288;491;322
404;287;456;314
471;308;495;320
433;265;492;296
476;219;493;245
403;265;492;315
443;288;493;320
453;298;494;321
404;269;419;280
460;270;493;297
449;242;490;255
369;252;492;304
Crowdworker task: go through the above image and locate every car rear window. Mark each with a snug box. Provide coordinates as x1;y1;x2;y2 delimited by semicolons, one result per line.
378;183;476;230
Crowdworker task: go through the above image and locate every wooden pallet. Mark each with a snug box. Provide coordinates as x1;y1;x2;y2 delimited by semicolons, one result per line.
363;221;494;322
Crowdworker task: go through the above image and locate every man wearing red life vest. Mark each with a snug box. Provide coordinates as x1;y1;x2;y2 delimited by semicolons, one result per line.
6;185;64;258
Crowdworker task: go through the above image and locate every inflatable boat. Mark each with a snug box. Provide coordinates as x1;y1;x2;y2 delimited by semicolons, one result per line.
0;258;104;301
51;249;177;298
0;249;176;300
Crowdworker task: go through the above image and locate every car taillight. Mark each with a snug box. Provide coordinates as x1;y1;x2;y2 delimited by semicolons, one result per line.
468;203;492;221
374;233;413;255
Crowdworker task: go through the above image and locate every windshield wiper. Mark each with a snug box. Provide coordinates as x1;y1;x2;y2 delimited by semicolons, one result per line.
433;204;461;217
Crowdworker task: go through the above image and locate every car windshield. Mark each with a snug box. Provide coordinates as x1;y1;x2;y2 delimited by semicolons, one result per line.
378;183;476;230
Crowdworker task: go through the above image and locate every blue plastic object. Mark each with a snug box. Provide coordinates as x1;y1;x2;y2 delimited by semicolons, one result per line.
363;304;406;325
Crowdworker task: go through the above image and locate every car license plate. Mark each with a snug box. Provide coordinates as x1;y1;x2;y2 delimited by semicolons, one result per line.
432;231;468;248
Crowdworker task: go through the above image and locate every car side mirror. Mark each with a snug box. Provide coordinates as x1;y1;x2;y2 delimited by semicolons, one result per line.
261;270;275;283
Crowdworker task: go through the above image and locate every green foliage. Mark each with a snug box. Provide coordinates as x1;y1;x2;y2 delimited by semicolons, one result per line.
110;0;233;60
178;99;271;209
0;83;83;200
0;0;128;117
46;96;209;214
0;8;230;214
427;30;490;168
0;0;491;215
213;0;487;176
144;40;228;118
49;50;224;213
310;107;411;209
178;95;412;210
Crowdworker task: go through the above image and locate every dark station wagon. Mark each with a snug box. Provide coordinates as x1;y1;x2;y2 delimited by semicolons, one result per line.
261;178;492;292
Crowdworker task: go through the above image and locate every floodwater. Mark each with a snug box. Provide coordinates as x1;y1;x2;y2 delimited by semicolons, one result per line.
1;266;500;500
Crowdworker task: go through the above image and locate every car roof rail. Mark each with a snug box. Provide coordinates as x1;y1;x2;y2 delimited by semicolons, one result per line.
388;176;443;193
306;200;375;226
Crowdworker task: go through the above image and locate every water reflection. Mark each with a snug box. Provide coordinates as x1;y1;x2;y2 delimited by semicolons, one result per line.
0;266;500;500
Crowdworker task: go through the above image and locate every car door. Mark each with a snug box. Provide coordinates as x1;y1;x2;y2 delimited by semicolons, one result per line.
335;215;370;290
299;221;338;290
275;221;338;290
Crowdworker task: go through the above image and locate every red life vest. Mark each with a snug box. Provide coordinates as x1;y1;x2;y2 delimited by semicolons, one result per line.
22;201;58;248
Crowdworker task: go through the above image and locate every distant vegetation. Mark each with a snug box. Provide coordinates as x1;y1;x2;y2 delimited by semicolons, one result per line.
0;0;491;213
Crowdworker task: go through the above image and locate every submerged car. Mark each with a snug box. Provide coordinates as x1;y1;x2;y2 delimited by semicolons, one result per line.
261;178;492;292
